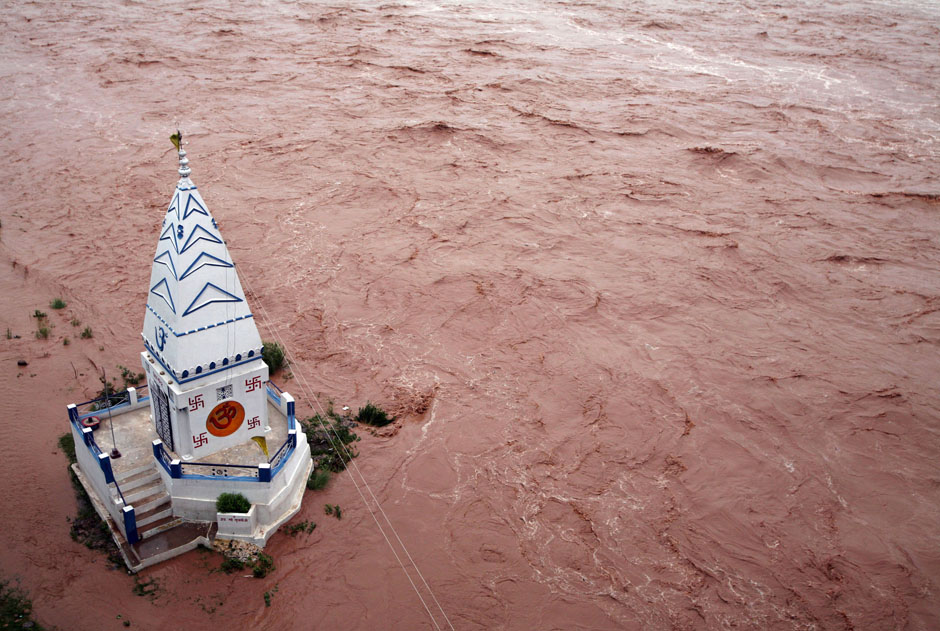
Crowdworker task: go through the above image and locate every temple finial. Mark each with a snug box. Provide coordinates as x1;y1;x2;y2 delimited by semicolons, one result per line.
171;130;193;188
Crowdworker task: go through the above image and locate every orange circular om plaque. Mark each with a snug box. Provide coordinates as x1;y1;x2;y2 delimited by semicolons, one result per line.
206;400;245;437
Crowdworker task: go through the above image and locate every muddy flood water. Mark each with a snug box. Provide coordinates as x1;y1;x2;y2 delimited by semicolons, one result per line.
1;0;938;629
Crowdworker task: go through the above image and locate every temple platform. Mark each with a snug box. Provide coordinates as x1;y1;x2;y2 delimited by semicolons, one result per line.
90;399;289;476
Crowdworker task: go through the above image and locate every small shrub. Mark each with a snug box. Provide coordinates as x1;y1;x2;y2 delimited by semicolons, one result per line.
263;591;272;607
63;337;70;346
252;553;275;578
80;326;93;339
216;492;251;514
355;402;395;427
0;579;44;631
70;318;80;327
118;365;144;386
307;468;331;491
50;298;66;309
220;557;245;574
302;407;360;472
262;341;286;372
5;328;11;339
325;504;342;519
35;327;50;339
33;309;47;320
285;520;316;536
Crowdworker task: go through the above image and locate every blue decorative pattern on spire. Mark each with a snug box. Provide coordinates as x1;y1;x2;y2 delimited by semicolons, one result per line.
180;224;223;254
182;282;243;317
181;194;209;220
153;250;178;280
150;278;176;314
179;251;233;280
167;191;180;216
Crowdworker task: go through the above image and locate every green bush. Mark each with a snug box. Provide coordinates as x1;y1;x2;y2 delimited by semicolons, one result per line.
50;298;66;309
252;553;275;578
0;579;44;630
216;493;251;514
302;408;359;472
35;327;50;339
262;341;286;373
306;468;331;491
220;557;245;574
32;309;47;320
355;402;395;427
80;326;93;339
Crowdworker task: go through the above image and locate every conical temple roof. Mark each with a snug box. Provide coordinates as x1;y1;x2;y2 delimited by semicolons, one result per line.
141;146;263;384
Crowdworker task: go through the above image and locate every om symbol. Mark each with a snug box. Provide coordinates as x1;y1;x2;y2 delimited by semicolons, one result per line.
206;400;245;437
155;326;167;351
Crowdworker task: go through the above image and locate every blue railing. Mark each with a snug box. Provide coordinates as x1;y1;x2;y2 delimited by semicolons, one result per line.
68;405;137;543
76;384;150;421
152;381;298;483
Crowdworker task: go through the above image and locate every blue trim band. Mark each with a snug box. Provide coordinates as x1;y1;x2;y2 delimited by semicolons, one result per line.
146;304;253;337
142;339;263;384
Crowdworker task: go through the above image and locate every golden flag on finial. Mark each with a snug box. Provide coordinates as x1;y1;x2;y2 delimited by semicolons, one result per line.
251;436;269;458
170;130;182;151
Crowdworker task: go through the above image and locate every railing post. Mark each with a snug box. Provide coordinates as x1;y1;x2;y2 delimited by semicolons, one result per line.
123;505;139;544
152;439;162;460
128;387;138;406
288;429;297;449
170;459;182;478
98;452;114;484
82;426;94;447
67;403;79;427
258;463;272;482
282;392;294;418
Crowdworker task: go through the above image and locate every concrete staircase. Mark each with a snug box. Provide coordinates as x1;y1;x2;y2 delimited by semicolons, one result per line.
113;464;182;540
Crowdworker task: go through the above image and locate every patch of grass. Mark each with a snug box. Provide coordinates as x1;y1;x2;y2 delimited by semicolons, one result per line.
301;405;360;473
263;584;278;607
306;468;331;491
252;553;275;578
58;433;76;465
32;309;47;320
70;318;80;327
262;341;286;373
35;327;50;339
0;578;44;630
220;557;245;574
117;365;145;387
324;504;342;520
63;337;70;346
5;328;11;339
80;326;93;339
284;520;316;536
216;492;251;514
355;401;395;427
50;298;66;309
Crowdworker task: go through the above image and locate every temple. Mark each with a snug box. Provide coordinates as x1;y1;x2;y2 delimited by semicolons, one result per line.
66;139;312;571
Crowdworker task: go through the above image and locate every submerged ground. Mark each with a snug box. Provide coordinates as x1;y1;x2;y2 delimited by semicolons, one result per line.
0;0;938;629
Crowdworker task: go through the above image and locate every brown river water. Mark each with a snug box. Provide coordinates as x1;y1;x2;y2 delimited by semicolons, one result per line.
1;0;938;629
